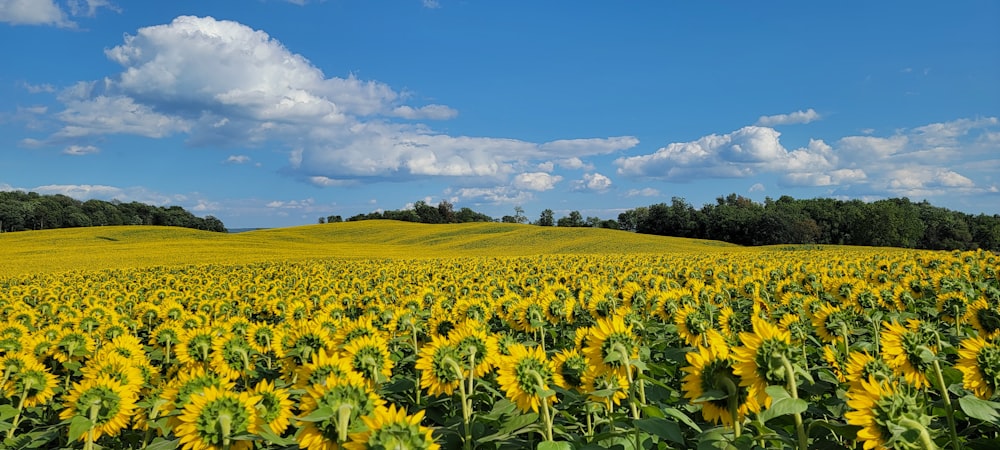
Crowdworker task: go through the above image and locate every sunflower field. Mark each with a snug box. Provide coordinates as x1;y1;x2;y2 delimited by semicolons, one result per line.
1;228;1000;449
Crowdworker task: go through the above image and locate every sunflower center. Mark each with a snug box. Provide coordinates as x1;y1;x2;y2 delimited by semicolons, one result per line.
77;386;122;425
975;342;1000;396
194;397;253;445
514;357;551;395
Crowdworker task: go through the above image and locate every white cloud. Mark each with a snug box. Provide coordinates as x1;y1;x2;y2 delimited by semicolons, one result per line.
512;172;562;191
454;186;532;204
573;172;612;192
756;108;820;126
42;15;636;186
616;116;999;201
391;104;457;120
615;126;787;180
422;0;441;8
226;155;251;164
0;0;73;27
748;183;765;193
55;95;191;138
22;82;55;93
625;187;660;197
265;198;315;209
66;0;117;17
63;144;99;155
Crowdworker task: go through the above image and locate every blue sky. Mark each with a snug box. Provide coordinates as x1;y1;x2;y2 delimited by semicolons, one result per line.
1;1;998;228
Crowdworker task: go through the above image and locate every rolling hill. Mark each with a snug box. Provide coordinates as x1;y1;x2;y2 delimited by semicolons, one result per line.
0;220;737;276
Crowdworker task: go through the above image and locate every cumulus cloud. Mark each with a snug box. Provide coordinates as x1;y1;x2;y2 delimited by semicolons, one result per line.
226;155;251;164
0;0;72;27
40;15;637;186
453;186;532;204
0;0;116;27
615;126;786;180
573;173;612;192
756;108;820;126
616;116;999;200
513;172;562;191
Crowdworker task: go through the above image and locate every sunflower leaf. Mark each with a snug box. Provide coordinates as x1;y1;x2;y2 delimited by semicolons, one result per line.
297;406;334;422
258;425;296;446
958;395;1000;425
67;415;94;443
0;404;16;420
693;389;728;402
635;417;685;444
537;440;574;450
759;385;807;423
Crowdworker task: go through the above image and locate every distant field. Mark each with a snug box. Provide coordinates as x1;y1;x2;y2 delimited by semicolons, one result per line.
0;220;737;275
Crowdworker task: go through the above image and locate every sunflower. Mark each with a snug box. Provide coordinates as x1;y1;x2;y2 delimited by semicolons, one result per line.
880;319;936;389
149;322;181;364
253;379;294;435
583;314;640;379
175;327;218;369
4;358;57;408
414;334;464;397
681;329;759;427
967;298;1000;339
844;351;893;391
59;374;137;442
732;316;797;408
79;352;145;394
51;329;95;363
580;364;630;412
333;316;379;349
297;372;385;449
174;386;261;450
341;334;394;387
296;349;358;390
845;376;933;450
246;322;280;356
674;302;718;347
551;348;588;392
496;343;562;413
344;404;440;450
211;334;256;380
0;352;39;390
956;336;1000;400
449;319;498;378
160;366;237;421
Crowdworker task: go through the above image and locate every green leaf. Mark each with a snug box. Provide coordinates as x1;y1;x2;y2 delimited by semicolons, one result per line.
958;395;1000;425
661;406;703;433
297;406;334;422
499;412;539;434
693;389;728;402
144;437;180;450
537;440;574;450
258;425;296;446
758;385;808;423
0;404;17;421
67;415;94;443
635;417;685;444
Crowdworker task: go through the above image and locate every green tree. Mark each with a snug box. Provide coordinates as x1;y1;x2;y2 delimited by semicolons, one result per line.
537;209;554;226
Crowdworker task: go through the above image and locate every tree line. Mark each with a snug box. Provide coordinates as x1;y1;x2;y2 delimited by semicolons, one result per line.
333;194;1000;251
0;191;226;233
617;194;1000;251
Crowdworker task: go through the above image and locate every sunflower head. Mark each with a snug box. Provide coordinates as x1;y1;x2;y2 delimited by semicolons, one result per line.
880;319;937;389
583;314;640;378
496;344;562;413
344;404;440;450
681;329;759;427
956;336;1000;400
59;375;137;442
845;377;933;450
414;334;464;398
552;348;588;391
253;379;295;435
174;386;261;450
298;372;385;448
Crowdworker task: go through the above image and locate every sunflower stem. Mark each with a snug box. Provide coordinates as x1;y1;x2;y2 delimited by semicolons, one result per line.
720;375;741;438
445;357;473;450
931;357;960;450
86;400;100;450
528;370;555;441
779;354;807;450
218;411;233;450
411;323;421;407
898;417;937;450
6;379;31;439
336;403;353;444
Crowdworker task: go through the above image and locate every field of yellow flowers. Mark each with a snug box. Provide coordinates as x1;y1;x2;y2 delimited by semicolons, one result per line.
1;222;998;450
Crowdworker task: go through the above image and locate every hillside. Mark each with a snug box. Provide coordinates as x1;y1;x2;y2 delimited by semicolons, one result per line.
0;220;736;276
